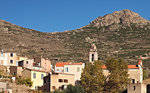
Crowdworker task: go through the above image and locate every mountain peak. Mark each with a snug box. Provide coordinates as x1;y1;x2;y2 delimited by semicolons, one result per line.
88;9;150;27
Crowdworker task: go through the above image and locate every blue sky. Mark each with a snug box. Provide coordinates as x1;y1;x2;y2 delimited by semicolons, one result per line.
0;0;149;32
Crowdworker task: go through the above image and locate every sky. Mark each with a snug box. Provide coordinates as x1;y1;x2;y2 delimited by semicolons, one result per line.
0;0;149;32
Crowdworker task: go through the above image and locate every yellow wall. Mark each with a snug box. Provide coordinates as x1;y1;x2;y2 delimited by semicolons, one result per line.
31;70;47;89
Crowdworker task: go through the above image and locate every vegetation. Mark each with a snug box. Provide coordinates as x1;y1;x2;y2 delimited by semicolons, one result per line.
53;84;85;93
81;58;130;93
81;60;105;93
16;77;33;87
143;69;148;80
104;58;130;93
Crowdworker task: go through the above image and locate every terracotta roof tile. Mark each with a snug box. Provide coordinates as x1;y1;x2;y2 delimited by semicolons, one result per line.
102;65;139;69
55;62;83;67
55;62;71;67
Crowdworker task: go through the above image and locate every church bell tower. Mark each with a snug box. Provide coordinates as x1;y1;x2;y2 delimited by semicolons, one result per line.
89;44;98;63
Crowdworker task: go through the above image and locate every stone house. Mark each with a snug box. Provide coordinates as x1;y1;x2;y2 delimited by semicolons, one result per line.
34;57;51;73
55;62;71;73
9;66;23;77
55;62;85;81
43;73;75;92
18;59;34;69
0;82;12;93
0;50;19;66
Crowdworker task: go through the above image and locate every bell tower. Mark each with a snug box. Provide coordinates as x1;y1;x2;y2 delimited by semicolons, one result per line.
89;44;98;62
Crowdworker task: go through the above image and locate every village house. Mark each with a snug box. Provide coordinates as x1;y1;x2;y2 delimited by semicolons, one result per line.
0;50;19;66
55;62;85;81
22;68;47;90
0;82;12;93
18;59;34;69
34;57;51;73
43;73;75;92
9;66;23;77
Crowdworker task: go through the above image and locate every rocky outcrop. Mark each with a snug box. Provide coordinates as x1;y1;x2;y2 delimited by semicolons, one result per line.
88;9;150;28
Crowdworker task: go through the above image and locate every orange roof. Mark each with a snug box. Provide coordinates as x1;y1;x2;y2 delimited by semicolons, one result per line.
55;62;71;67
102;65;139;69
128;65;139;69
55;62;83;67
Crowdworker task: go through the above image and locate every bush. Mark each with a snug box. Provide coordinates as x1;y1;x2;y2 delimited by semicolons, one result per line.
16;77;33;87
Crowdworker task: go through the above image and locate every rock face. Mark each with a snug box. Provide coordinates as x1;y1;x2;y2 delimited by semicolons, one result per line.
88;9;150;27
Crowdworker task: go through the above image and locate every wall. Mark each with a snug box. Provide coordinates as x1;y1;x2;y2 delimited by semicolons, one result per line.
55;66;64;73
50;73;75;91
64;64;85;81
128;69;141;83
31;70;47;89
41;58;51;73
0;82;7;92
127;83;146;93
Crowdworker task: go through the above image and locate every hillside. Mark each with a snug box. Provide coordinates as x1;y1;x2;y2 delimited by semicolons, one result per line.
1;9;150;67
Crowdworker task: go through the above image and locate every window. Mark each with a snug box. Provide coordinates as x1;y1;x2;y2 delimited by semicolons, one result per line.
1;52;3;57
57;69;59;72
26;61;28;64
41;74;44;79
33;73;36;79
65;67;69;72
52;86;56;90
132;79;135;84
10;60;13;64
10;53;13;57
64;79;68;83
92;54;94;61
58;79;63;82
77;67;80;72
133;86;136;90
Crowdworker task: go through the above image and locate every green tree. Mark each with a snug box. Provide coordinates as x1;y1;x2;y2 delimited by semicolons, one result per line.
143;69;148;80
64;84;85;93
53;85;85;93
81;60;105;93
104;58;130;93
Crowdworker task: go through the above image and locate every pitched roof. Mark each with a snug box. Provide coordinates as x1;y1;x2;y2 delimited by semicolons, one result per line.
55;62;71;67
102;65;139;69
55;62;83;67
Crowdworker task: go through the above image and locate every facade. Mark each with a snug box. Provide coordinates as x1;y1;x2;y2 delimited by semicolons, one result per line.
41;58;51;73
0;51;19;66
89;44;98;62
55;62;71;73
9;66;23;77
43;73;75;92
55;62;85;81
18;59;34;69
34;57;51;73
0;82;12;93
22;68;47;90
63;62;85;81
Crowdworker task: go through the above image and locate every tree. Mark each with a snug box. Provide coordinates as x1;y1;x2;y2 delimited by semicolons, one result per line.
64;84;85;93
81;60;105;93
104;58;130;93
53;85;85;93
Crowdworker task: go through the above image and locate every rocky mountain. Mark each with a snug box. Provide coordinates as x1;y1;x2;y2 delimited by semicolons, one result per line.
0;9;150;67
